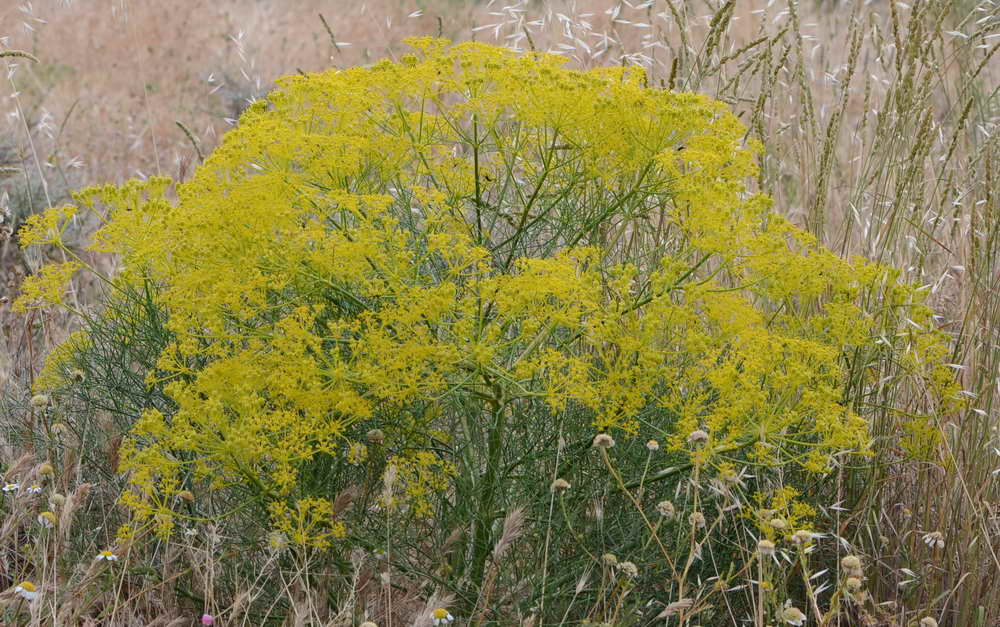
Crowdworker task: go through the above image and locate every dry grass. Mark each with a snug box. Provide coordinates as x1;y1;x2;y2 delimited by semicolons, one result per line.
1;0;999;624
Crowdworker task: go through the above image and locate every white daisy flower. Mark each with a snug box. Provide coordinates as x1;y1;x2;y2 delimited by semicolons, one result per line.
14;581;38;601
431;608;454;625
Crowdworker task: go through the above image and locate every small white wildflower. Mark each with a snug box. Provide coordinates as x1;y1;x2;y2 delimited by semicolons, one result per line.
2;483;20;493
95;550;118;561
431;608;454;625
921;531;944;550
25;484;42;495
646;439;659;451
14;581;38;601
37;511;57;528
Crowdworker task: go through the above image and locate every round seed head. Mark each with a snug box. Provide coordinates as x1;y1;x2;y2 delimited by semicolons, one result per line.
687;429;709;445
841;555;861;570
656;500;675;519
550;478;571;492
780;605;806;626
757;539;776;556
592;433;615;449
791;530;814;545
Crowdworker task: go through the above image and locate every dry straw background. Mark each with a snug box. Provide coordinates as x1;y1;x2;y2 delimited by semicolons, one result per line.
0;0;999;624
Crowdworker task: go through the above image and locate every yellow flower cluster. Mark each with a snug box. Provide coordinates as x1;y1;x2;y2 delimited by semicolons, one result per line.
19;39;955;541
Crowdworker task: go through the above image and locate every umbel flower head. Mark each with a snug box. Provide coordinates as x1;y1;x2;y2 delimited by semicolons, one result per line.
22;38;955;551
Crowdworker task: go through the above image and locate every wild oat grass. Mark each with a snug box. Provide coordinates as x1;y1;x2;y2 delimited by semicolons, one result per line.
1;1;998;626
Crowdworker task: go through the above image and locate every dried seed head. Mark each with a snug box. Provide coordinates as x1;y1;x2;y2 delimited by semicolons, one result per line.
687;429;709;445
780;605;806;626
618;560;638;578
360;622;378;627
267;531;288;550
841;554;863;577
49;493;66;508
921;531;944;550
768;517;789;531
38;462;55;477
69;368;85;383
30;394;49;409
592;433;615;449
177;490;195;503
689;511;706;528
845;577;862;592
656;500;675;519
550;478;571;492
719;466;739;483
601;553;618;566
919;618;938;627
366;428;385;443
791;530;814;545
841;555;861;570
757;539;776;556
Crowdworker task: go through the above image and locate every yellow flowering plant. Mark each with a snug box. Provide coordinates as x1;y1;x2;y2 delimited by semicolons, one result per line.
18;39;957;612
